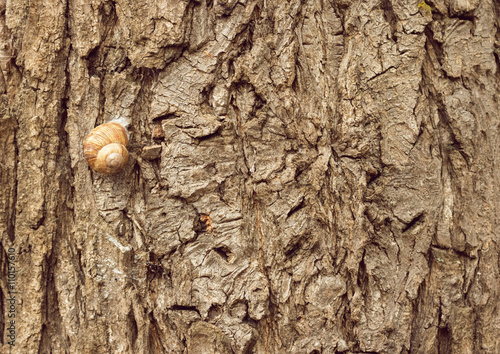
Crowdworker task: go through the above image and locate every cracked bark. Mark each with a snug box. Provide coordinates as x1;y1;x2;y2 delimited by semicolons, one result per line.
0;0;499;353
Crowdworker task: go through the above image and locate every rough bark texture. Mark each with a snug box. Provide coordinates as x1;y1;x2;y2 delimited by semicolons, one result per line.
1;0;499;353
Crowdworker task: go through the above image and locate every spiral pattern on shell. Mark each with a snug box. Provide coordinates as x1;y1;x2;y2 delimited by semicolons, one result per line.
84;122;129;175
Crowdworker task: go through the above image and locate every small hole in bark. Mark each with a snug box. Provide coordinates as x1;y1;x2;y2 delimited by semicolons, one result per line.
229;300;248;319
208;304;222;321
146;261;164;278
199;214;214;232
402;213;425;233
287;198;305;218
171;305;200;314
213;246;232;261
438;326;452;354
127;309;138;346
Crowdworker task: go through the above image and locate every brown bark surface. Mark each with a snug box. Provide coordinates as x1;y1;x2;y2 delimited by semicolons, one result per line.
1;0;499;353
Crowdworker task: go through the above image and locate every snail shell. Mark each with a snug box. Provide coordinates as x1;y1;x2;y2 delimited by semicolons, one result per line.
84;122;129;174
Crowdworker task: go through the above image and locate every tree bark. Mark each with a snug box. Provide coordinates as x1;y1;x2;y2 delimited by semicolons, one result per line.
1;0;499;353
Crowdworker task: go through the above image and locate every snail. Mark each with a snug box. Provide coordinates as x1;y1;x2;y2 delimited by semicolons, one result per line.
83;121;129;174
